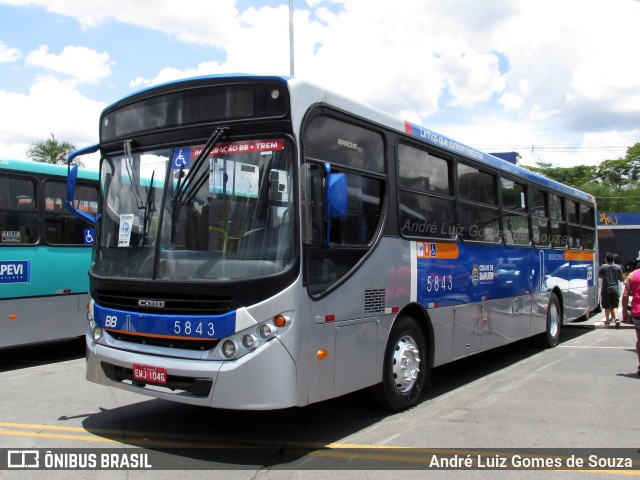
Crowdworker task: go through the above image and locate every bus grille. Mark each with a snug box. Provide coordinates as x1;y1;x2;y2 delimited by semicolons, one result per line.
94;289;242;315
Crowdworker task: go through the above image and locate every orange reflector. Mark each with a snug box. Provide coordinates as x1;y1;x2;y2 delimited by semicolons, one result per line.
9;314;17;320
274;315;286;328
316;350;329;360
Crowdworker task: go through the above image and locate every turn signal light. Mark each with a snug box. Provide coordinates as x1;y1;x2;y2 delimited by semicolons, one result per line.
317;349;329;360
274;315;287;328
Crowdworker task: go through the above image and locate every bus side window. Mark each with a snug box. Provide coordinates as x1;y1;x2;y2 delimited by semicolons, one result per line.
530;187;549;246
397;144;455;240
0;175;38;245
500;177;529;246
328;172;382;246
457;162;500;243
44;180;98;245
565;199;581;249
548;194;566;248
581;204;596;250
302;114;385;296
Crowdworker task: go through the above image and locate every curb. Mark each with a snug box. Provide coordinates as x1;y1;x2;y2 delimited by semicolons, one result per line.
593;322;636;330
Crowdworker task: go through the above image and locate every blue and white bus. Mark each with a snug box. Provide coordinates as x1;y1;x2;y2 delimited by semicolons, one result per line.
67;74;598;411
1;158;98;348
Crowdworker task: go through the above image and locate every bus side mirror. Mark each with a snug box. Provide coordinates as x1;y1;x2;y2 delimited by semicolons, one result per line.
324;163;347;246
65;144;99;225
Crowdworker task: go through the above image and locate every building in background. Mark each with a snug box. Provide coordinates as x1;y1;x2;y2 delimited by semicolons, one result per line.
597;212;640;266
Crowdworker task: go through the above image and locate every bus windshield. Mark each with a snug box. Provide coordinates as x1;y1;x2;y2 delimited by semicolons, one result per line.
95;137;295;282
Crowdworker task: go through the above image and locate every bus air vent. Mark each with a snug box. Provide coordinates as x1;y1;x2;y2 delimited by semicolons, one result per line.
364;288;386;314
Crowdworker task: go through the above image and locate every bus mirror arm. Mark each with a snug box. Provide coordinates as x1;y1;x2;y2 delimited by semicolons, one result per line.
66;144;100;225
324;163;348;247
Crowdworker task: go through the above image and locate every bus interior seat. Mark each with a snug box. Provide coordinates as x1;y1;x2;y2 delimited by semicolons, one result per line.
237;210;291;260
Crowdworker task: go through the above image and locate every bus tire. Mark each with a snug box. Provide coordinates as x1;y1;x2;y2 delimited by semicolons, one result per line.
542;293;561;348
372;316;428;411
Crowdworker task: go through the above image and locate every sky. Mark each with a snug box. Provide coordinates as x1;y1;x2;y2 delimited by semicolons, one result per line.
0;0;639;171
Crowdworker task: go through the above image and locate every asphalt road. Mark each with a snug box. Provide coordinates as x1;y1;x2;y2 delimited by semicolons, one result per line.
0;312;638;479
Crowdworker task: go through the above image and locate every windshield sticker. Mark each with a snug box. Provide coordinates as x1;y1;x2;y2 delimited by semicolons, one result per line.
172;147;191;170
118;214;134;247
2;231;21;243
192;139;284;158
84;228;95;245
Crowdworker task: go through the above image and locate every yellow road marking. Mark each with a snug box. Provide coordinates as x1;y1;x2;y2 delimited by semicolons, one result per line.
0;421;639;474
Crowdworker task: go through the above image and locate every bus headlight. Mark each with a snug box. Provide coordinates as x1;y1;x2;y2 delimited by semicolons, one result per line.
222;340;237;358
259;324;274;339
242;334;258;349
92;324;103;342
88;316;102;341
210;311;293;361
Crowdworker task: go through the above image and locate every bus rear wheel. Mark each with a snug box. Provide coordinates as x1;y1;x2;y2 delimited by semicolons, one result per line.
372;316;428;411
541;293;561;348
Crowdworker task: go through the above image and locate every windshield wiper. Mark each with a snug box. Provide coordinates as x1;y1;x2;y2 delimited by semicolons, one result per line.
140;170;155;246
173;126;229;204
122;139;157;246
123;139;145;209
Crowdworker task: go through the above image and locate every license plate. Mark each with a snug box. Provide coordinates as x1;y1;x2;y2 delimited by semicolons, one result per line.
133;364;167;385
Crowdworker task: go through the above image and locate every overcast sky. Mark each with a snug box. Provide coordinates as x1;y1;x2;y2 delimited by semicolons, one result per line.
0;0;639;170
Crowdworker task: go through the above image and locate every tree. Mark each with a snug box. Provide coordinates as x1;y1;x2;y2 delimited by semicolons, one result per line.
519;141;640;212
596;158;640;189
625;143;640;162
525;164;596;186
579;182;640;213
27;133;78;166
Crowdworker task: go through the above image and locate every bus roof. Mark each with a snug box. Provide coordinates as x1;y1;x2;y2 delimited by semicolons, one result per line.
99;72;595;205
0;158;98;181
286;76;595;205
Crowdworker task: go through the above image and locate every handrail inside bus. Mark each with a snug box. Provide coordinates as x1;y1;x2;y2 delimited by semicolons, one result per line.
66;143;100;225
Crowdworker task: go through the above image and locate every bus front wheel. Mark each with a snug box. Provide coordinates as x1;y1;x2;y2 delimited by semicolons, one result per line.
372;316;428;411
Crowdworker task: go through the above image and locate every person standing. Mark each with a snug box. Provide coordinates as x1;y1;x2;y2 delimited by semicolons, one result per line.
599;252;624;325
621;268;640;376
613;253;626;322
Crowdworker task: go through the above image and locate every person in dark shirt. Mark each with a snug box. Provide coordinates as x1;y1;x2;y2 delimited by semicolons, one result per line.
621;268;640;376
599;252;625;325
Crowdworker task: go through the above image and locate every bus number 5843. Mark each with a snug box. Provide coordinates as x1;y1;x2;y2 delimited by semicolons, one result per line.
173;320;215;337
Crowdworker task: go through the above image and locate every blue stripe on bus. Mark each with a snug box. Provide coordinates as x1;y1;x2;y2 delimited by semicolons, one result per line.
415;243;595;308
93;304;237;340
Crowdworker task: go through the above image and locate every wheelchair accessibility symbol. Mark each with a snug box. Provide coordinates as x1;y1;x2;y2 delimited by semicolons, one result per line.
84;228;95;245
172;147;191;169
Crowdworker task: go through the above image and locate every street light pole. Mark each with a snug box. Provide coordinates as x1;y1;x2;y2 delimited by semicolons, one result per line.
289;0;294;76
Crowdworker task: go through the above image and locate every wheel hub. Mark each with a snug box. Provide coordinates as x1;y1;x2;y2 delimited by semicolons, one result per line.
549;303;559;337
392;335;421;393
